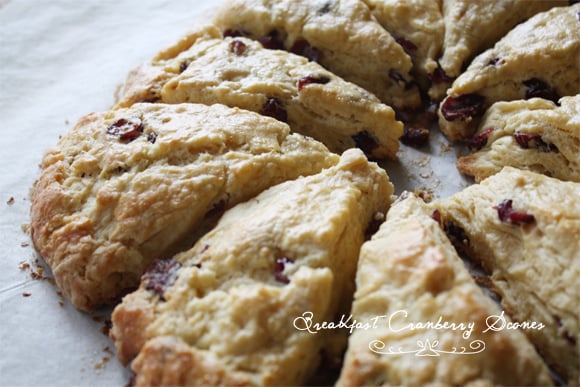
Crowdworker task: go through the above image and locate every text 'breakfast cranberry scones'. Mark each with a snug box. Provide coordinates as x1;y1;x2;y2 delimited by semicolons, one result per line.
432;167;580;384
213;0;422;109
430;0;568;101
30;102;338;312
439;3;580;141
458;95;580;183
338;194;552;386
110;149;394;386
116;24;403;159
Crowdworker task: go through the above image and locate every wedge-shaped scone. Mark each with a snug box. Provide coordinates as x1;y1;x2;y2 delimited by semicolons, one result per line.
438;3;580;141
337;193;553;386
430;0;568;101
433;168;580;384
30;103;338;312
213;0;422;109
458;96;580;183
110;149;394;386
117;25;403;159
363;0;444;92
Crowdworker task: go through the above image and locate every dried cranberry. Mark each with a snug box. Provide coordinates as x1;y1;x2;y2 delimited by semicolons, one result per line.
431;209;442;225
440;94;485;121
523;78;560;103
260;98;288;122
352;131;379;157
298;75;330;91
147;132;157;144
513;132;558;153
142;259;181;301
494;199;535;225
400;126;429;147
106;118;144;143
259;30;285;50
468;127;494;151
429;63;454;84
274;257;294;284
395;36;417;54
223;29;245;38
290;39;319;62
230;39;247;56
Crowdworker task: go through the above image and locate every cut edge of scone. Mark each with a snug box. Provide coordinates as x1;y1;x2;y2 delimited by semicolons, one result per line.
30;102;339;312
110;149;395;386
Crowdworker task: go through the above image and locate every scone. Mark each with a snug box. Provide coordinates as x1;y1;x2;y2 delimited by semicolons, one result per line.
337;193;553;386
458;96;580;183
110;149;394;386
116;25;403;159
438;3;580;141
362;0;444;92
213;0;422;109
433;167;580;384
430;0;568;101
30;102;338;312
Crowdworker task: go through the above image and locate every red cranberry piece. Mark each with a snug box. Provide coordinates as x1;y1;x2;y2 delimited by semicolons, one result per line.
260;98;288;122
523;78;559;104
142;259;181;301
259;30;285;50
274;257;294;284
290;39;319;62
513;132;558;153
223;29;245;38
494;199;535;225
431;209;442;225
440;94;485;121
429;63;454;84
298;75;330;91
106;118;144;143
147;132;157;144
230;39;247;56
400;126;429;147
352;131;379;157
468;127;494;151
395;36;417;54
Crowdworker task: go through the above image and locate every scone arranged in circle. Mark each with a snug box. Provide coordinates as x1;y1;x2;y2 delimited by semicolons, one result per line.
117;24;403;159
110;149;394;386
337;193;553;386
433;167;580;384
458;95;580;183
213;0;422;109
430;0;568;101
438;3;580;141
30;103;338;312
362;0;444;91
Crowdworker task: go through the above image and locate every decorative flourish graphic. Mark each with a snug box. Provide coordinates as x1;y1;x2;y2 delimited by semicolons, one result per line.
368;338;486;357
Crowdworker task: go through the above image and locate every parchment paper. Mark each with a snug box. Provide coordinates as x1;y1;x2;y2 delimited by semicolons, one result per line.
0;1;469;386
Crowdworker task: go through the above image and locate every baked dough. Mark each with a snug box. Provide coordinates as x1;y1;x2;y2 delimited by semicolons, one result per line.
117;24;403;159
430;0;568;101
362;0;444;91
458;95;580;183
30;102;338;312
110;149;394;386
433;167;580;384
213;0;422;109
337;193;553;386
438;3;580;141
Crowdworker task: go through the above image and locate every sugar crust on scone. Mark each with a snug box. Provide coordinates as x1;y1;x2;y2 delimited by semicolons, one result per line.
30;103;338;312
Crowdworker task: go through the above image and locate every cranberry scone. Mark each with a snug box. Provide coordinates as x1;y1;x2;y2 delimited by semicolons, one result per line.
213;0;422;109
30;103;338;312
458;95;580;183
117;25;403;159
362;0;444;91
438;3;580;141
110;149;394;386
433;167;580;384
430;0;568;101
337;193;553;386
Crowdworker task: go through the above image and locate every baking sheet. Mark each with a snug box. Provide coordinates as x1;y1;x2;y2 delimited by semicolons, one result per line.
0;1;468;386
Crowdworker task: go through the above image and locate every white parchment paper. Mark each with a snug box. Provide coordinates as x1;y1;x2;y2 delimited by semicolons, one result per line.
0;1;469;386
